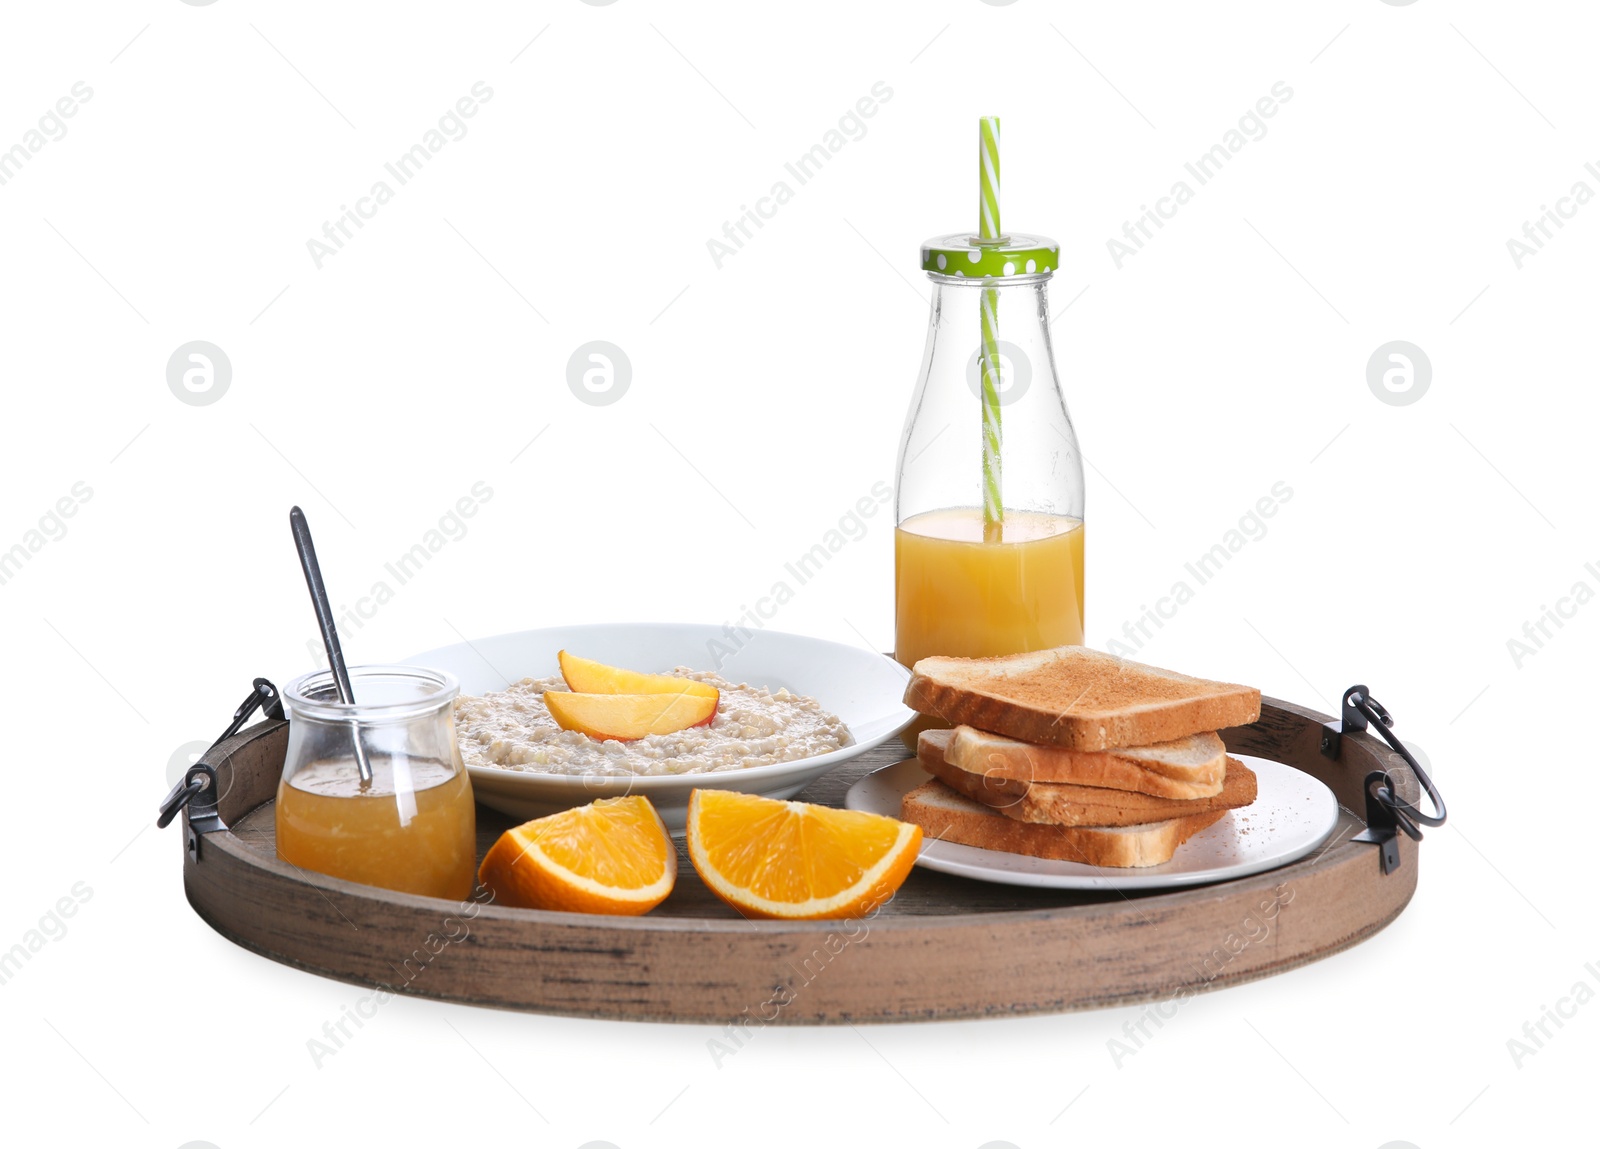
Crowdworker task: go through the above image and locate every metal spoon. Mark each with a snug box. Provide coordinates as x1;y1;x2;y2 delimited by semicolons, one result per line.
289;506;373;785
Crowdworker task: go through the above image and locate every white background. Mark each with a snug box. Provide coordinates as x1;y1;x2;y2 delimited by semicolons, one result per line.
0;1;1593;1146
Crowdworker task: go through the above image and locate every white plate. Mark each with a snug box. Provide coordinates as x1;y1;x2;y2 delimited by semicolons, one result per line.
406;623;915;830
846;754;1342;891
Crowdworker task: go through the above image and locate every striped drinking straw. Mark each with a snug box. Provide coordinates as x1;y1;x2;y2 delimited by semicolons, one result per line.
978;115;1004;540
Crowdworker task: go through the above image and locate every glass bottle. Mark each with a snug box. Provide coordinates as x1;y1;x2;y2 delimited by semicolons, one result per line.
895;233;1086;677
277;665;476;900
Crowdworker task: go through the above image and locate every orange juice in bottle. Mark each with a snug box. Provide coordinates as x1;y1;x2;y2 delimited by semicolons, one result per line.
277;665;475;899
894;119;1084;742
895;508;1083;670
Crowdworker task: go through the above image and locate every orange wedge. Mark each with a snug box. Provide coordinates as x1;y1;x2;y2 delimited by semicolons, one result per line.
558;651;719;701
686;790;922;920
545;690;717;740
478;796;675;915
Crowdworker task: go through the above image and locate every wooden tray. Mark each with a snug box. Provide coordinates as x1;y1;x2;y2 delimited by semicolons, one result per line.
177;697;1420;1023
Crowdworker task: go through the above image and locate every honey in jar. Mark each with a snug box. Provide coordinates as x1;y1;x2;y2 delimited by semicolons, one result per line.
276;665;475;900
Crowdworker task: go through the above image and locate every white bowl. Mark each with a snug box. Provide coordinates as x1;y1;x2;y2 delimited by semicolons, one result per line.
405;623;914;830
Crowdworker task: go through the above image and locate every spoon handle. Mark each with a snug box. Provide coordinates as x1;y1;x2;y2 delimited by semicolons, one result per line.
289;506;373;783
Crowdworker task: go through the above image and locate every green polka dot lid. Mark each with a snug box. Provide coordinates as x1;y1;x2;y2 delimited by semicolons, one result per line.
922;115;1057;279
921;232;1060;278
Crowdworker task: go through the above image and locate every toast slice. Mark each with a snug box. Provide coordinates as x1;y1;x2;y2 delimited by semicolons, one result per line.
901;779;1228;868
904;646;1260;751
919;736;1256;827
936;726;1226;798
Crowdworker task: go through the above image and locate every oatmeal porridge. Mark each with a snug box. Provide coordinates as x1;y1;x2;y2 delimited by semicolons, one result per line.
454;668;852;777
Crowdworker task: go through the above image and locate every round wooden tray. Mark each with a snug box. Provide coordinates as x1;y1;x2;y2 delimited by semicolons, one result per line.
177;697;1420;1023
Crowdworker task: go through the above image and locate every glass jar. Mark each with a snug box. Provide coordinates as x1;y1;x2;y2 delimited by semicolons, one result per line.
277;665;476;900
895;237;1086;675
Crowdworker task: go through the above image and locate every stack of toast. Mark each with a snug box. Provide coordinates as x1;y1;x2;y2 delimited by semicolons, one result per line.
899;646;1262;868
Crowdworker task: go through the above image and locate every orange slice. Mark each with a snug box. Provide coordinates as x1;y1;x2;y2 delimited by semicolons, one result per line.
545;690;717;740
686;790;922;920
558;651;719;701
478;796;675;915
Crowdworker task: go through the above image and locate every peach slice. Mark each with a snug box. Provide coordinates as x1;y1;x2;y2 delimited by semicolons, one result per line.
545;690;718;741
558;651;719;702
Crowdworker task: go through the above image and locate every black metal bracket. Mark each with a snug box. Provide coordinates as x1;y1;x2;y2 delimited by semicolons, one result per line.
156;676;283;858
158;764;223;862
1320;684;1447;875
217;678;284;742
